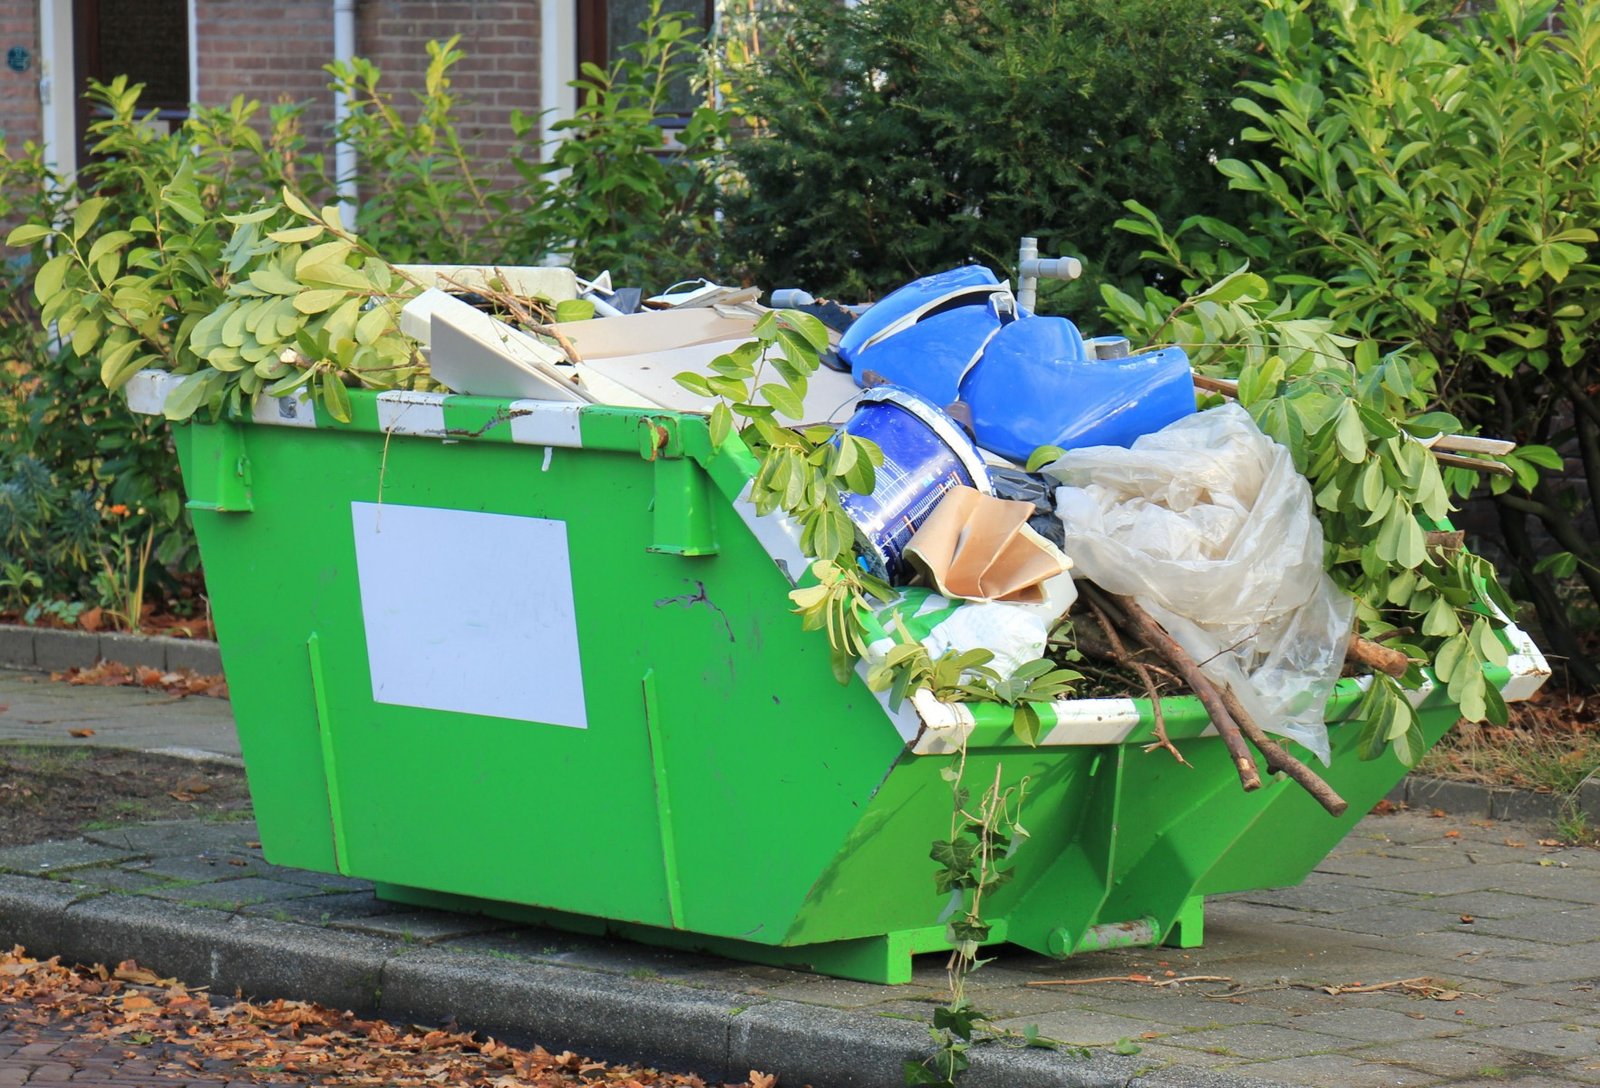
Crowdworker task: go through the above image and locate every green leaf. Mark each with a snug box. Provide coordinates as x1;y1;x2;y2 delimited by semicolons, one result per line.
1515;444;1563;471
163;370;213;421
554;298;596;323
6;223;53;247
674;371;713;397
71;197;108;241
1420;594;1460;638
282;187;317;220
1434;634;1468;683
98;338;142;390
33;252;72;303
780;309;830;353
320;375;353;422
1533;551;1577;579
355;304;390;346
1011;702;1042;747
267;224;325;244
246;267;301;296
1334;400;1366;463
709;402;732;447
761;382;804;420
161;186;207;226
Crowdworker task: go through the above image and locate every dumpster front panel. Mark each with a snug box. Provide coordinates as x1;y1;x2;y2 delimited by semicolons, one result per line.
185;411;916;940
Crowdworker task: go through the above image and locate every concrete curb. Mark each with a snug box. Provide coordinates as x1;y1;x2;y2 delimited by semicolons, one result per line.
0;624;221;676
1389;773;1600;825
0;875;1238;1088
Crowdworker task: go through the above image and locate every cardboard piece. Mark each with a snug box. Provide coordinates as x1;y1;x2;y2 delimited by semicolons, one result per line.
395;264;579;301
550;308;861;425
903;486;1072;604
429;307;594;403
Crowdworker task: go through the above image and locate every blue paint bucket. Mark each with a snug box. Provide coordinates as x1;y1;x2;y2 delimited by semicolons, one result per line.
836;386;993;582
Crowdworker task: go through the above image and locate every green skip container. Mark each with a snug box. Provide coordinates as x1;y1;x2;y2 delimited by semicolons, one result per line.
127;370;1549;984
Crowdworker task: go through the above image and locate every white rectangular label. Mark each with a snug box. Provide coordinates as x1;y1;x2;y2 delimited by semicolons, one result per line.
351;502;588;728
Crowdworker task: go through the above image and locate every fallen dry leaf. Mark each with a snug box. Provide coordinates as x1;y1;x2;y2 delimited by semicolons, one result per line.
1;945;768;1087
78;606;103;632
52;662;228;700
1444;830;1461;839
113;961;168;986
67;728;95;738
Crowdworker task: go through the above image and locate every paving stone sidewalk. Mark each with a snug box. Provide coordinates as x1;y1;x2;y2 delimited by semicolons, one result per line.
0;669;239;763
1;671;1597;1086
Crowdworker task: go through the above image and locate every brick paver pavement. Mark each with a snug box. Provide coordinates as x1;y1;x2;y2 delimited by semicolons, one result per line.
0;1018;237;1086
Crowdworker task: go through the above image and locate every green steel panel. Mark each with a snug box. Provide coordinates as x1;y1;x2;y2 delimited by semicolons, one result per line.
172;387;1536;982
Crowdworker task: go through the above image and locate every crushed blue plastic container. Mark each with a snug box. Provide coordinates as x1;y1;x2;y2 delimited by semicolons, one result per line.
958;316;1196;463
838;267;1011;407
835;386;993;582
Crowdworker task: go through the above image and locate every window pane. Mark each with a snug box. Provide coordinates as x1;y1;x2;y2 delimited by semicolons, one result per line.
605;0;707;116
96;0;189;107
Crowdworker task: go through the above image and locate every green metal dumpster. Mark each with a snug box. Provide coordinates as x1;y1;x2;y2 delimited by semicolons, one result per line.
126;371;1549;984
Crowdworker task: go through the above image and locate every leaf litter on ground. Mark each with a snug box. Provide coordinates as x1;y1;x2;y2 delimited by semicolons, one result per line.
1;946;779;1087
50;660;229;699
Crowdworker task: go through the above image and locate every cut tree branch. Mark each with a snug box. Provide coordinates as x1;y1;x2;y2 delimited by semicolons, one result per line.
1084;585;1260;792
1347;635;1412;679
1085;599;1189;767
1214;682;1348;817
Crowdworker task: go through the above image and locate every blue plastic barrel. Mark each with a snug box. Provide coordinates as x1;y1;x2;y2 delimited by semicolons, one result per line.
836;386;993;582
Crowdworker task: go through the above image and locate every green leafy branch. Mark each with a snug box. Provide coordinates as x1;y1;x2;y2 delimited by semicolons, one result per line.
1103;264;1519;762
905;756;1034;1088
675;309;892;680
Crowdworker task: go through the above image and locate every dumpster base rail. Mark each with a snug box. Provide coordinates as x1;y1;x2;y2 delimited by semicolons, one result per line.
374;885;1201;984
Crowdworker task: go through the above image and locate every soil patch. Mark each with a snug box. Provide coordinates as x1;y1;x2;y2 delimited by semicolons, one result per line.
0;745;250;847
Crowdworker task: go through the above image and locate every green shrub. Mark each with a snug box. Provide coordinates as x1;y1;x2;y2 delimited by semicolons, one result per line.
3;83;328;595
719;0;1259;302
1126;0;1600;686
329;3;724;285
0;13;724;617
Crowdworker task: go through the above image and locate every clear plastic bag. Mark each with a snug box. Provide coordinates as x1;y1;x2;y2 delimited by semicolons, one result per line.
1042;403;1353;763
868;588;1049;681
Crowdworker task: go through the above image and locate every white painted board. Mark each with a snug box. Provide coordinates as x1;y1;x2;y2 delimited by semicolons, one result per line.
351;502;589;729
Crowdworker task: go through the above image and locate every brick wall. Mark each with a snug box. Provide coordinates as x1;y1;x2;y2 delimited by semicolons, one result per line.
194;0;541;184
357;2;541;172
0;2;41;150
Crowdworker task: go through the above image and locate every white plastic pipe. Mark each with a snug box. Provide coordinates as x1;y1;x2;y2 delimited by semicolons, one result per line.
333;0;358;228
1016;236;1082;313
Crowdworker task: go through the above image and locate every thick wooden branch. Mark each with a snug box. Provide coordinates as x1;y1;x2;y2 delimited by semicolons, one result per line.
1084;583;1351;816
1213;684;1349;817
1084;586;1261;792
1347;635;1411;679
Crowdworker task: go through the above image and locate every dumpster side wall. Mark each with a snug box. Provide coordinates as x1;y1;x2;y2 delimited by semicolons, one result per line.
183;417;916;944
